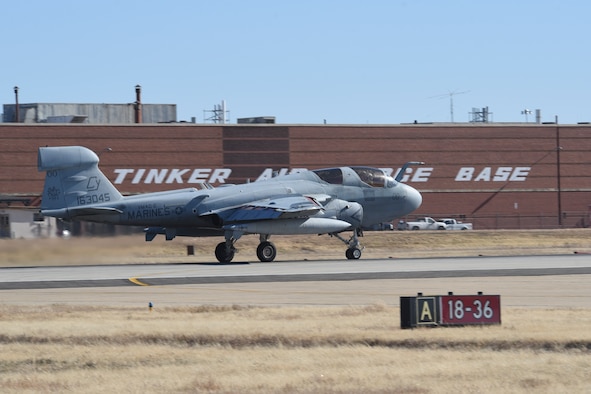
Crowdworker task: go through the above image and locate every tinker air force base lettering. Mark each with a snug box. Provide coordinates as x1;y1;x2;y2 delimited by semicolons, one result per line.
112;166;531;185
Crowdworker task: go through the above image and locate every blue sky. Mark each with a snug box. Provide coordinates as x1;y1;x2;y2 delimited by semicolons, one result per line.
1;1;589;124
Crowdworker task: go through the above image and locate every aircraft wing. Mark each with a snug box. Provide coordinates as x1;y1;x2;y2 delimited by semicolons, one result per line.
212;195;323;223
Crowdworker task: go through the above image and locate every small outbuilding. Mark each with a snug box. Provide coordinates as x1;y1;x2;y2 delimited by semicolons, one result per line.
0;207;57;239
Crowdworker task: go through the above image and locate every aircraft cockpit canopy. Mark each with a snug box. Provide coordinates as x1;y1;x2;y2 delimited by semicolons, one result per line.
313;168;343;185
313;167;396;188
350;166;389;187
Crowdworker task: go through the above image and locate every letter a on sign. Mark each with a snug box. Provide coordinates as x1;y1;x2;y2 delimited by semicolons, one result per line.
420;301;433;321
417;297;436;325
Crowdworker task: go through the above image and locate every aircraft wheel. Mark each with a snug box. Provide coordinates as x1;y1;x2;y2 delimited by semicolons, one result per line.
346;247;362;260
215;242;235;263
257;241;277;262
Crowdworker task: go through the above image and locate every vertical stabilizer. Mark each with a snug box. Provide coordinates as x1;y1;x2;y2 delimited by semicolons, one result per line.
38;146;123;218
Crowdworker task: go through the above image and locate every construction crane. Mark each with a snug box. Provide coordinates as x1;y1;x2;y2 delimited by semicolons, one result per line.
429;90;470;122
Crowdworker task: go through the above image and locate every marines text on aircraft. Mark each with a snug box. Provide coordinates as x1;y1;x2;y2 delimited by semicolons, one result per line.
38;146;422;262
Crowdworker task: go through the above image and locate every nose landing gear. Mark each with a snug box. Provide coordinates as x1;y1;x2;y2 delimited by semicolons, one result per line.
345;247;362;260
331;228;364;260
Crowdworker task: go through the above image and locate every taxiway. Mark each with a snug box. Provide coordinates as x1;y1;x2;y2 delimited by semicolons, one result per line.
1;254;590;307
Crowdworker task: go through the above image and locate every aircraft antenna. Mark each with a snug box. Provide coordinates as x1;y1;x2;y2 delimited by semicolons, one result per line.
429;90;470;122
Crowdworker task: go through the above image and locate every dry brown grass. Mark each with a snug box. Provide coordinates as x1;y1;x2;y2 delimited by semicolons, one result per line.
0;304;589;393
2;228;591;266
1;230;590;392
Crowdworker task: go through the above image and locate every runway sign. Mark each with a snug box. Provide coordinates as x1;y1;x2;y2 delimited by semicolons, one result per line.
400;293;501;329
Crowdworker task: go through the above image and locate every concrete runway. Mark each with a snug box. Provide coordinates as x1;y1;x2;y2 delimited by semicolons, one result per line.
1;254;591;308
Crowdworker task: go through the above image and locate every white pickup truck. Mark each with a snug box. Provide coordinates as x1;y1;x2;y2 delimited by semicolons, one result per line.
404;217;447;230
440;218;473;230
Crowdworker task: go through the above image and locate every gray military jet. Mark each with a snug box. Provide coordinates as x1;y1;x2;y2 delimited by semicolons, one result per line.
38;146;422;262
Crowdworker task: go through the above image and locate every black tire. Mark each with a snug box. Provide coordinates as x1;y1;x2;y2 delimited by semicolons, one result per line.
412;226;420;230
215;242;235;263
345;247;362;260
256;241;277;262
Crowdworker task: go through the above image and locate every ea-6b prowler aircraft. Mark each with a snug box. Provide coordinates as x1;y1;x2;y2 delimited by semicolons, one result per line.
38;146;422;262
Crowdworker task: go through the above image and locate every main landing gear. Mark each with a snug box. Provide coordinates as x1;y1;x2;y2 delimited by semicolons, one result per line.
215;233;277;263
214;241;236;263
214;229;364;263
256;236;277;262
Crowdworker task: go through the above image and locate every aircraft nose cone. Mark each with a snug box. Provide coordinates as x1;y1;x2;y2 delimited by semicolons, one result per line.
405;185;422;212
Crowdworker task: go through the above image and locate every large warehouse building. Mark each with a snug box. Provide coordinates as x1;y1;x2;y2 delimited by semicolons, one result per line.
1;121;590;237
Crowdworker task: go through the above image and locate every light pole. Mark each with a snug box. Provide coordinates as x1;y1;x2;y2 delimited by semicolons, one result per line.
521;109;532;123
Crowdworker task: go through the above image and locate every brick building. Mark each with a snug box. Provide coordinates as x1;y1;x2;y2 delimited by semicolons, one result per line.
1;122;590;235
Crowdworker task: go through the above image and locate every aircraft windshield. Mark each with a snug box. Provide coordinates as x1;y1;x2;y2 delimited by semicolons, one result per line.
313;168;343;184
351;167;387;187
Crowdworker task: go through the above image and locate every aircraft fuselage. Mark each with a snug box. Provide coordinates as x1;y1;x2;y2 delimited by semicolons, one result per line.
76;170;419;230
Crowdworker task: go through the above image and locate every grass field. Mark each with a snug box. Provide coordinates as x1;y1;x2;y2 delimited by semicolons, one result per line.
1;229;590;392
0;304;590;393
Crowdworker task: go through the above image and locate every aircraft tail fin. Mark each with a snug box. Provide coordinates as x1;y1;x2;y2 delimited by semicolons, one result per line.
38;146;123;218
